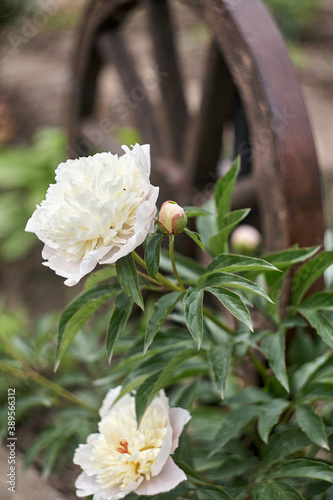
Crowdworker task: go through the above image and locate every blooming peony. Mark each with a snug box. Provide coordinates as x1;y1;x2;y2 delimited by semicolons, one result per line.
73;386;191;499
25;144;159;286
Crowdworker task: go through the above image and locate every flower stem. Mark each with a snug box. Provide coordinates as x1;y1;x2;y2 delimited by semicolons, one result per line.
168;235;185;291
202;306;234;334
133;251;181;292
247;348;269;385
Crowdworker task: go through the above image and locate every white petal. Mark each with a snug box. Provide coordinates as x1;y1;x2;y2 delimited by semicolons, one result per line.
99;386;122;419
151;422;172;477
135;457;187;496
169;407;191;453
75;472;100;497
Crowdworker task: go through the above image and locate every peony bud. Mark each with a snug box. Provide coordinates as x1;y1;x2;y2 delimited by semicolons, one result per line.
230;224;262;256
157;201;187;235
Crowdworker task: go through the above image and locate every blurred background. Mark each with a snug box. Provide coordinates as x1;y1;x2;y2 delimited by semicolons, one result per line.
0;0;332;498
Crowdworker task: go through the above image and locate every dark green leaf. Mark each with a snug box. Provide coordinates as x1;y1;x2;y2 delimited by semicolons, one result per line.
135;348;199;423
269;458;333;483
300;381;333;401
56;284;120;369
106;292;133;363
206;253;279;274
209;338;231;399
258;399;290;443
291;250;333;305
116;253;144;310
253;482;305;499
184;288;204;349
300;291;333;311
83;266;117;290
260;330;289;392
196;197;218;251
144;234;164;280
210;405;261;457
298;309;333;349
215;156;240;226
200;271;273;303
261;427;312;467
159;251;205;282
295;404;330;450
209;209;250;256
183;206;211;218
292;352;331;393
144;292;185;353
263;246;320;270
205;287;253;331
184;228;205;251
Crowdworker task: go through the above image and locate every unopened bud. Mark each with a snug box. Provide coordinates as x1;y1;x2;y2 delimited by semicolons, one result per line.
230;224;262;256
157;201;187;235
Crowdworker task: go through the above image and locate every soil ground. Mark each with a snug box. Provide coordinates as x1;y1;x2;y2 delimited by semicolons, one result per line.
0;0;332;498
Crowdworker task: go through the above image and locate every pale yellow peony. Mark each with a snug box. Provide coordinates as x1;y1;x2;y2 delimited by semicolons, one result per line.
25;144;159;286
73;386;191;499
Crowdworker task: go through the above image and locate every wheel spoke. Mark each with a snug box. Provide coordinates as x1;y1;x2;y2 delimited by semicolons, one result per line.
184;41;235;189
97;30;161;154
147;0;189;161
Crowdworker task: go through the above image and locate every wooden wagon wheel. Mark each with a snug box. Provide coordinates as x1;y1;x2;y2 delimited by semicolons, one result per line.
66;0;324;253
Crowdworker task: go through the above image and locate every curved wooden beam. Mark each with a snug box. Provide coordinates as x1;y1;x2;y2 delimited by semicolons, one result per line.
197;0;324;251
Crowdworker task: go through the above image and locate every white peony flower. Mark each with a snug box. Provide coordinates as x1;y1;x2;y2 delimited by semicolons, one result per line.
73;386;191;499
25;144;159;286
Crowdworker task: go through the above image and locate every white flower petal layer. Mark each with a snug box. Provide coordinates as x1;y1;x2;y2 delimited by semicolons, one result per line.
73;388;191;499
26;144;158;286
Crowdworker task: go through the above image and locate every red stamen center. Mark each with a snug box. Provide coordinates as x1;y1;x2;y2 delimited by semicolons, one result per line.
116;440;130;454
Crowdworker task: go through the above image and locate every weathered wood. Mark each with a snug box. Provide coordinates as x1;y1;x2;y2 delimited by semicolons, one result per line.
146;0;189;161
184;41;235;189
198;0;324;251
97;30;161;154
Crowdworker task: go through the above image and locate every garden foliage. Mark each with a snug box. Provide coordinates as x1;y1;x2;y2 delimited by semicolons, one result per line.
1;157;333;498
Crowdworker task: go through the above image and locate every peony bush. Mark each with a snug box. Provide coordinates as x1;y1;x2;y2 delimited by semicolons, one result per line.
3;146;332;499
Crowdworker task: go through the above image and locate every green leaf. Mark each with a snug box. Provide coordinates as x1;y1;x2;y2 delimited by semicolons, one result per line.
159;251;205;282
209;209;250;256
83;266;117;290
258;399;290;443
298;309;333;349
210;405;261;457
263;246;320;270
253;482;305;499
300;291;333;311
200;271;273;303
215;156;240;226
300;381;333;401
261;427;312;467
144;292;185;353
184;228;205;251
144;234;164;280
209;338;231;399
174;460;233;499
183;206;211;218
260;330;289;392
206;253;279;274
295;404;330;450
268;458;333;483
116;253;144;310
291;250;333;305
292;352;332;393
205;287;253;331
184;288;204;349
55;284;120;369
106;292;133;363
135;348;199;423
196;197;218;251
